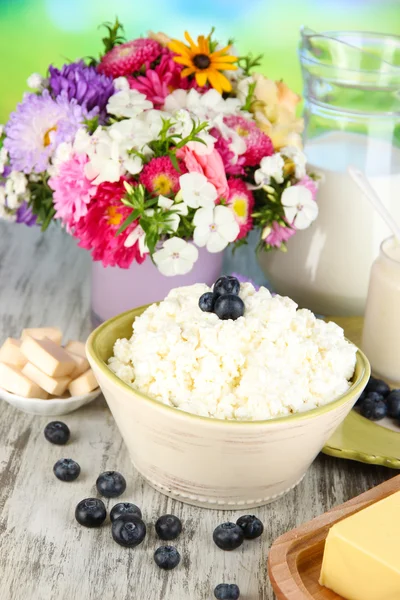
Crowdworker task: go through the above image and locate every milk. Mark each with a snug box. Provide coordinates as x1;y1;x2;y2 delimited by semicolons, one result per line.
259;131;400;315
362;237;400;385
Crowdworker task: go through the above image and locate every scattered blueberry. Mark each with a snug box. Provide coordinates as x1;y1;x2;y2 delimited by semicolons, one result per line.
112;514;146;547
355;390;367;406
387;390;400;419
75;498;106;528
214;294;245;321
53;458;80;482
214;583;240;600
360;397;388;420
155;514;182;541
110;502;142;522
214;276;240;298
96;471;126;498
236;515;264;540
366;377;390;397
154;546;181;570
199;292;217;313
213;522;244;551
44;421;70;445
366;391;385;403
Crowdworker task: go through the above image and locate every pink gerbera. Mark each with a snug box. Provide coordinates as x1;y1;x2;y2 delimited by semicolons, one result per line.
264;221;296;248
223;115;274;167
49;153;97;227
226;178;255;239
72;178;146;268
97;38;163;78
139;156;183;196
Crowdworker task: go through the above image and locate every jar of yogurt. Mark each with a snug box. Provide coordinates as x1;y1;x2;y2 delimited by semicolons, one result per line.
362;236;400;385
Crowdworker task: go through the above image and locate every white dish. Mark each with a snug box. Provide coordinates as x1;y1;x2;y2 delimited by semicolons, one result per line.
0;386;101;416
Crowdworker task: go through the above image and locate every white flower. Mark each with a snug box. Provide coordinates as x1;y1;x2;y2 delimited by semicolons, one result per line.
158;195;188;232
107;89;153;119
124;225;149;256
113;77;130;92
0;146;8;174
280;146;307;179
164;88;244;125
179;173;218;209
237;76;253;105
254;154;285;186
0;202;16;222
281;186;318;230
0;124;4;137
153;237;199;276
27;73;45;90
48;141;73;176
6;171;27;195
193;205;240;253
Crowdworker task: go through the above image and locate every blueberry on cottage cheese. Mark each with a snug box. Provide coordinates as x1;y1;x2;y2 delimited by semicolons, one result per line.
214;583;240;599
236;515;264;540
96;471;126;498
75;498;106;528
110;502;142;522
213;522;244;551
214;276;240;297
214;294;245;321
112;514;146;547
199;292;217;313
387;390;400;419
154;546;181;570
44;421;70;445
155;514;182;541
53;458;80;482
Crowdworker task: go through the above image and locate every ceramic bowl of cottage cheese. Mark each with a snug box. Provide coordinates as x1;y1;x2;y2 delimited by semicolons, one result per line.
86;283;370;509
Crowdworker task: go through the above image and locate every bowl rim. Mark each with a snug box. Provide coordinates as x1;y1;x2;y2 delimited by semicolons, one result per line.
87;306;371;427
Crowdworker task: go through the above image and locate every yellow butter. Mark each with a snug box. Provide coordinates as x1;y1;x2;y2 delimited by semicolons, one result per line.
320;491;400;600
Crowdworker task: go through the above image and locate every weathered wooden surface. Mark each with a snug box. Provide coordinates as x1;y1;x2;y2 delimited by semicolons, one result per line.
0;221;396;600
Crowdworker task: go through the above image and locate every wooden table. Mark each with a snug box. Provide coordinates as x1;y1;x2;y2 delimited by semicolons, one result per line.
0;222;396;600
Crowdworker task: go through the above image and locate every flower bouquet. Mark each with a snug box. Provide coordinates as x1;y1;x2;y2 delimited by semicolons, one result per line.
0;20;319;278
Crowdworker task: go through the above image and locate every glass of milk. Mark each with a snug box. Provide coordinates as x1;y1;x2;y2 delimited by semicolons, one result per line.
259;30;400;316
362;236;400;386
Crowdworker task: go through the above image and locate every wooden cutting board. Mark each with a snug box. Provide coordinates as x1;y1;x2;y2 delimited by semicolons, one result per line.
268;474;400;599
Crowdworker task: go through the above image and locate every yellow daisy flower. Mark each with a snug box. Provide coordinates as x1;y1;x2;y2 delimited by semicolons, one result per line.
168;31;238;94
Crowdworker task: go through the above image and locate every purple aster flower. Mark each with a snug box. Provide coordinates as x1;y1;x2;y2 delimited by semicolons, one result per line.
49;61;115;121
4;90;90;174
16;201;37;226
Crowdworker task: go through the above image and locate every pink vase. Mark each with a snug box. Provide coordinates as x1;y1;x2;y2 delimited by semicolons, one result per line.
91;247;224;326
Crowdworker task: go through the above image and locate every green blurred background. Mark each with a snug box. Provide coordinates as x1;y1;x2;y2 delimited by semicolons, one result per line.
0;0;399;122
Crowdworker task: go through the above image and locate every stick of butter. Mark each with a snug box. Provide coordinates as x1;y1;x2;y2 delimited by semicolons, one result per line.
21;327;62;345
68;369;98;396
0;363;49;398
0;338;27;368
320;490;400;600
22;362;71;396
64;340;86;358
21;336;76;377
66;350;89;379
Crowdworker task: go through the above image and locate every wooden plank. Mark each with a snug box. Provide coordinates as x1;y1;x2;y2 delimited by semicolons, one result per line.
0;222;395;600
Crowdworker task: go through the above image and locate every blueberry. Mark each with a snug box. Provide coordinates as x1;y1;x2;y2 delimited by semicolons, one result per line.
53;458;80;482
154;546;181;570
214;294;245;321
112;514;146;547
155;514;182;541
75;498;106;528
236;515;264;540
199;292;217;313
213;522;244;551
387;390;400;419
110;502;142;522
360;397;388;420
96;471;126;498
214;276;240;297
366;377;390;397
214;584;240;600
355;390;367;406
44;421;70;445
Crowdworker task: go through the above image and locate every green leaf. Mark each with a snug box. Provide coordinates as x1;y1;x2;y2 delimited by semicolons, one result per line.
116;210;139;236
242;81;256;112
99;18;126;54
169;152;180;172
237;53;264;76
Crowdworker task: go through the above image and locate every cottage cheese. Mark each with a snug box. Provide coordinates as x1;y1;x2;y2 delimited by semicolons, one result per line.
108;283;357;421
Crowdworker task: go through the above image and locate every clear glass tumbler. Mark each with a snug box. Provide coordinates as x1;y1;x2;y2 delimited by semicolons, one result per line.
260;30;400;316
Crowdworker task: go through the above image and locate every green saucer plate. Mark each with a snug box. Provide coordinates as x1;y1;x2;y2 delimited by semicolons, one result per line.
322;315;400;469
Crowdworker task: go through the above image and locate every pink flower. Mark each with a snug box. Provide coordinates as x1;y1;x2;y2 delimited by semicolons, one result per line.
49;153;97;226
296;175;318;201
139;156;183;195
226;178;255;239
97;38;163;78
223;115;274;167
128;53;189;108
212;132;245;176
72;179;146;268
263;221;296;248
177;146;228;197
